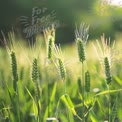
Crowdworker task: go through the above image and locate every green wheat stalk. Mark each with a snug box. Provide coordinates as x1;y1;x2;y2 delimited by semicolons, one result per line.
47;35;55;59
93;34;115;122
53;44;69;120
75;23;89;121
32;58;39;83
32;58;40;101
44;26;56;118
85;70;90;94
104;57;112;122
2;31;22;122
43;24;55;60
76;38;86;63
104;57;112;85
53;44;66;83
57;58;66;81
10;51;18;92
32;58;41;122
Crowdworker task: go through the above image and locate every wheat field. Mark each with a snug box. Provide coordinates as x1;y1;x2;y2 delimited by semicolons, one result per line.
0;27;122;122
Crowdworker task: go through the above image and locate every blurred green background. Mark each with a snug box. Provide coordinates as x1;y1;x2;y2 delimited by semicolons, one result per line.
0;1;122;121
0;0;122;43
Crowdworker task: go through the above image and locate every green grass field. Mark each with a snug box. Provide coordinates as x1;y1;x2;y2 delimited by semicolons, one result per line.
0;29;122;122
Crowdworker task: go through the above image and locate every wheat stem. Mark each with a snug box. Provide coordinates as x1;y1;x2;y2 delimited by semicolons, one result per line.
32;58;41;121
82;62;85;122
104;57;112;122
107;85;111;122
85;71;90;93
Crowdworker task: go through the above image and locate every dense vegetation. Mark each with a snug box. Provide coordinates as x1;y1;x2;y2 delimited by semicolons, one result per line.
0;24;122;122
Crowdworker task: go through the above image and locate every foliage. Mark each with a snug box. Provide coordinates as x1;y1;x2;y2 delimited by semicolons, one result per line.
0;29;122;122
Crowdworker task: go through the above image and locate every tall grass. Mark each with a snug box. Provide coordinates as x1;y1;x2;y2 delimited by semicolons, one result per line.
0;26;122;122
75;23;89;121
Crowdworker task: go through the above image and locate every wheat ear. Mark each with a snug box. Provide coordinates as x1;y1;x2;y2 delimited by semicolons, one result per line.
10;51;18;92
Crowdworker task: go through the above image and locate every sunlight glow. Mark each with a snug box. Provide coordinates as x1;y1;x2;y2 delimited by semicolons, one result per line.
109;0;122;6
